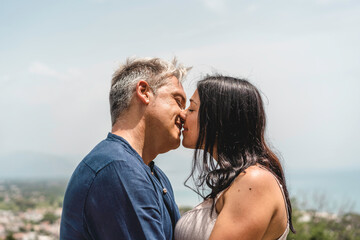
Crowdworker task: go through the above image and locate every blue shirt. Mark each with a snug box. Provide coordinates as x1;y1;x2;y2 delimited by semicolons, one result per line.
60;133;180;240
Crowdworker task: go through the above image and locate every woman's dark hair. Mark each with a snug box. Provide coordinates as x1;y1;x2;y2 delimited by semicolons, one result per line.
185;74;295;233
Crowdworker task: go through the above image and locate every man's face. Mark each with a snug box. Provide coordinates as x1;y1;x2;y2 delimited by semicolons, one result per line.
146;76;186;153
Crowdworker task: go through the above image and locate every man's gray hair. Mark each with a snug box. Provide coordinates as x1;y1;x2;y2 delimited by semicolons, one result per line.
110;57;190;125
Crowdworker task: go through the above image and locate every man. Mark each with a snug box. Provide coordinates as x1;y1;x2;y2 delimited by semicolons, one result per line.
60;57;189;239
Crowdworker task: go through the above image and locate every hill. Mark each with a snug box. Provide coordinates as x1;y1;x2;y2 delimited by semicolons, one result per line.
0;151;79;179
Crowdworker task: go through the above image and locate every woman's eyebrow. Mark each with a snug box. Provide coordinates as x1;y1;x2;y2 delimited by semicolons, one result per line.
190;99;198;105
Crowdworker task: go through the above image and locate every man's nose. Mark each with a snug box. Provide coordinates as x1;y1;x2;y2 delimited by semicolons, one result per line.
180;109;187;122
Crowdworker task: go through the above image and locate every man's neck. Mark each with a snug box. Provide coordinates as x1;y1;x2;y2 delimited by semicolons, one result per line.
112;119;157;165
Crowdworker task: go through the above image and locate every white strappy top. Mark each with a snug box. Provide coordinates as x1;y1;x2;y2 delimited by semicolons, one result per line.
174;168;290;240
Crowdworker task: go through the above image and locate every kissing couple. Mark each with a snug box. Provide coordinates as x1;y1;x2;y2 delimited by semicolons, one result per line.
60;57;295;240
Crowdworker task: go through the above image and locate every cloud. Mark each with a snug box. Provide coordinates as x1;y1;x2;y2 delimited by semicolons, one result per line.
174;34;360;170
28;62;85;83
245;3;260;13
0;74;10;84
90;0;107;3
0;60;115;156
315;0;349;4
198;0;227;13
28;62;63;79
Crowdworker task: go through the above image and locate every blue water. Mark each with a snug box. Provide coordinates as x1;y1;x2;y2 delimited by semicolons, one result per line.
286;168;360;213
156;150;360;214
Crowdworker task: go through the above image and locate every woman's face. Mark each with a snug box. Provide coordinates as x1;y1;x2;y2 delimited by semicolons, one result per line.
182;90;200;149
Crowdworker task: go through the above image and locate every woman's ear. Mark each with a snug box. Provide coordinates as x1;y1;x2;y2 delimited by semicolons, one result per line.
136;80;152;105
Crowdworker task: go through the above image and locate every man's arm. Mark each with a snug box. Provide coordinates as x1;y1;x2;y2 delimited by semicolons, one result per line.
84;160;165;240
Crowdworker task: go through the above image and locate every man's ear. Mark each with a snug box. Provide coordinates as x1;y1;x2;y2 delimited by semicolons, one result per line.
136;80;152;105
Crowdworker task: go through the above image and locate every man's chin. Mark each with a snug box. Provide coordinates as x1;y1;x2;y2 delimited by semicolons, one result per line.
170;139;181;150
158;139;180;154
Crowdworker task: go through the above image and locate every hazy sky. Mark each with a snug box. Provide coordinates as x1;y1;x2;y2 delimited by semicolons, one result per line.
1;0;360;173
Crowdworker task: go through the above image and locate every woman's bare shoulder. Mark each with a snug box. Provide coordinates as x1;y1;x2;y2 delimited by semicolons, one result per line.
216;164;282;216
230;165;278;192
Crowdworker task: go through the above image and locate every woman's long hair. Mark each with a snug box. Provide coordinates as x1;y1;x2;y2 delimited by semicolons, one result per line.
185;75;295;233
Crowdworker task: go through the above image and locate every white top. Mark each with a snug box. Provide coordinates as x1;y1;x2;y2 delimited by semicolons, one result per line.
174;169;290;240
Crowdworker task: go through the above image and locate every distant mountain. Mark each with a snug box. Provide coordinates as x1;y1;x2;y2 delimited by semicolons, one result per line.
0;151;81;179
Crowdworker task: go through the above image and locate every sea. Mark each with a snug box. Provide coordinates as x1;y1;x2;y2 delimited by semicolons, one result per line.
155;150;360;214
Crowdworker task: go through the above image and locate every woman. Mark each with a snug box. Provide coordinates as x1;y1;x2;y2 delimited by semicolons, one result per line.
175;75;295;240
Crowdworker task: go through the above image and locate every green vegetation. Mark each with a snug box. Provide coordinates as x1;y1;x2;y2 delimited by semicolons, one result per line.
0;179;67;212
0;180;359;239
178;206;193;215
5;234;15;240
288;200;360;240
42;212;59;224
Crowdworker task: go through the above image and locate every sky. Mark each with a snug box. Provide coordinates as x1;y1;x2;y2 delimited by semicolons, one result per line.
1;0;360;178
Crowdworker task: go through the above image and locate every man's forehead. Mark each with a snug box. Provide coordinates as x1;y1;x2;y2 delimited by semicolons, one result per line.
166;75;182;87
165;76;186;100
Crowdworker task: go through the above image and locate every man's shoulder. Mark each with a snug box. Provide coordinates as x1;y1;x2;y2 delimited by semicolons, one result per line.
82;137;141;174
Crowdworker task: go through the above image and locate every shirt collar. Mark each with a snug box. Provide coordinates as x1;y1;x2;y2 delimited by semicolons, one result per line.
107;132;155;170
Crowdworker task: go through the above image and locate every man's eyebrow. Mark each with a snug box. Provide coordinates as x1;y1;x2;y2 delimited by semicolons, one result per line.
173;93;186;103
